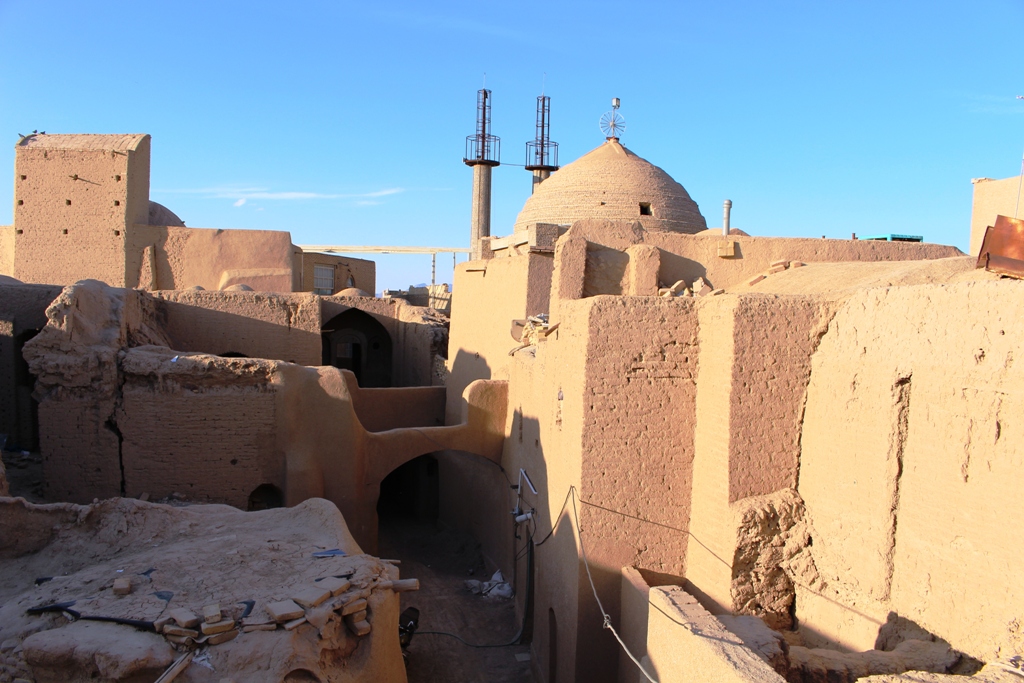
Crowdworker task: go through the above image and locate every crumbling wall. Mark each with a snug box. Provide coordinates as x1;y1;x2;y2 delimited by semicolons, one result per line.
152;289;321;364
685;293;832;626
798;280;1024;660
23;281;168;502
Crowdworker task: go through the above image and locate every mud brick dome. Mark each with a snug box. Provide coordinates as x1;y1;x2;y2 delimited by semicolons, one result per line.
513;138;708;233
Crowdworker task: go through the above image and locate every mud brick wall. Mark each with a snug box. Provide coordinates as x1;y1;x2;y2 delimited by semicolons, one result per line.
120;383;278;508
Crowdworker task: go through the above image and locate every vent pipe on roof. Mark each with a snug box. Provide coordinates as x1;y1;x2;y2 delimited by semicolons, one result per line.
723;200;732;237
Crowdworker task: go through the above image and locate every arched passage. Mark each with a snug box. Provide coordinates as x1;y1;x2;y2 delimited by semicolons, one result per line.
321;308;392;387
376;454;439;522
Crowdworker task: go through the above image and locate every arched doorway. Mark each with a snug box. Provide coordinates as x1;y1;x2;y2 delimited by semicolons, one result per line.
376;454;439;522
321;309;393;387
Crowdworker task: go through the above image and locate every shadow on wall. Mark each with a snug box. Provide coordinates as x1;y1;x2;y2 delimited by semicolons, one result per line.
658;250;710;290
322;308;393;387
153;298;319;364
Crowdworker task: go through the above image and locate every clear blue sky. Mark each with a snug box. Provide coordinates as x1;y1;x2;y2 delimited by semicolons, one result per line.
2;1;1022;292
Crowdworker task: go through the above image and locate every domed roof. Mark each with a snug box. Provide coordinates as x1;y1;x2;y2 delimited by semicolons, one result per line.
513;139;706;233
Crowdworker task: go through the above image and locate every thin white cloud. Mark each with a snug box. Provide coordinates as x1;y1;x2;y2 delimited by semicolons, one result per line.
354;200;382;206
153;186;406;201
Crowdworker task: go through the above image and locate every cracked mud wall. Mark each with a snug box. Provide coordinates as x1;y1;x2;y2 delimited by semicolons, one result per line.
798;280;1024;660
686;293;833;626
23;281;169;502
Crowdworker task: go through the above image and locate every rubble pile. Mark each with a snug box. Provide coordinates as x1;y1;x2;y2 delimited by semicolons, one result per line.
0;496;409;683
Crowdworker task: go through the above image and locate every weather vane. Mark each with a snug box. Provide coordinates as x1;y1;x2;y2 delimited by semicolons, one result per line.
600;97;626;140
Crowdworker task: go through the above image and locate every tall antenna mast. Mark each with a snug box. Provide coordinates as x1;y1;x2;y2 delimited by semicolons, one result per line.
464;88;500;260
525;94;559;194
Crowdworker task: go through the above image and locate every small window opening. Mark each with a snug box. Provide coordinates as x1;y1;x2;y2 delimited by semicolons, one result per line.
313;264;335;295
114;230;121;236
17;200;24;206
20;175;26;180
114;200;120;206
62;229;68;235
65;199;71;205
346;274;355;288
639;202;652;216
115;175;122;181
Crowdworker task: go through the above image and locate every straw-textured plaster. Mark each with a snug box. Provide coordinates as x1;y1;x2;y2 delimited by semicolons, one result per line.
514;140;708;234
799;280;1024;660
12;135;150;287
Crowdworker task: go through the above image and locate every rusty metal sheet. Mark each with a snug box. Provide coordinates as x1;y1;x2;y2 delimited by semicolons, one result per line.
977;215;1024;279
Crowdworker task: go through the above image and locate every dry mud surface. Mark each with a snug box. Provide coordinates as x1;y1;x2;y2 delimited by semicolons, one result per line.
0;496;405;682
378;516;534;683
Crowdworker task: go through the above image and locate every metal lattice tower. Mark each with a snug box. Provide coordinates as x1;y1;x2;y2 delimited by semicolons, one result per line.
525;95;559;193
464;89;500;260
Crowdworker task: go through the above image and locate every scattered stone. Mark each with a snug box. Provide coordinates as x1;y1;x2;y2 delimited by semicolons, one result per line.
266;599;304;623
205;629;239;646
283;617;307;631
696;285;713;296
770;259;789;268
346;619;371;637
668;280;686;295
162;626;199;638
318;576;351;597
380;559;402;565
345;610;368;623
242;623;276;633
153;615;173;632
168;608;200;628
164;634;194;646
658;288;672;297
200;619;235;636
202;604;222;624
748;274;766;286
341;598;368;616
139;492;150;502
292;586;331;609
112;577;131;596
790;261;805;268
768;264;787;274
710;288;724;296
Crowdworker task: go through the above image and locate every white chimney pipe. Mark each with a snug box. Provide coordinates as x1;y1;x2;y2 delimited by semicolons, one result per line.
723;199;732;236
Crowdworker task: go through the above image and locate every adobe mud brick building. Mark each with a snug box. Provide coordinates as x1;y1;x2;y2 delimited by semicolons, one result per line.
2;131;1023;683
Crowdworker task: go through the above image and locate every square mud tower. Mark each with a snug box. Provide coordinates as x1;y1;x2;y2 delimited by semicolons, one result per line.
11;134;151;287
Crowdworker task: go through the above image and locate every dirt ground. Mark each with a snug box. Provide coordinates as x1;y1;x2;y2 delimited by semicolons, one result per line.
378;516;535;683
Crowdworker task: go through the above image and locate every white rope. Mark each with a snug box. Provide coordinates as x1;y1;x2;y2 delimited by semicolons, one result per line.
570;486;659;683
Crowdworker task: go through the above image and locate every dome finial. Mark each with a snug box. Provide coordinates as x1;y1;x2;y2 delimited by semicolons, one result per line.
599;97;626;141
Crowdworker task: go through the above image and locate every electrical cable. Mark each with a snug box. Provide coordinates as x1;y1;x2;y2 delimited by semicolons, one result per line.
570;486;659;683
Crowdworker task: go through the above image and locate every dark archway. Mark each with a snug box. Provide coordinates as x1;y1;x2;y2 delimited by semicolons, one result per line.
321;309;392;387
11;329;41;451
219;351;247;358
248;483;284;511
376;454;439;522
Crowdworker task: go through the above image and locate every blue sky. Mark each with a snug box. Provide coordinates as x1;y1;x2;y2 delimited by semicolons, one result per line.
2;1;1022;292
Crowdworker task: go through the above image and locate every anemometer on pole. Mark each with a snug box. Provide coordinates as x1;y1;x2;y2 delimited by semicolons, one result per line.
600;97;626;140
